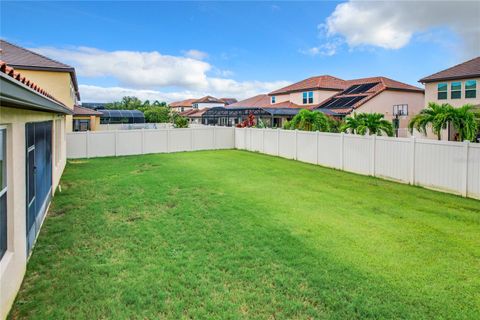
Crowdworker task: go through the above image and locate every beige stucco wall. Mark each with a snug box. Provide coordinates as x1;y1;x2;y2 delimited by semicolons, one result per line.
73;115;100;131
355;90;425;130
0;106;67;320
424;78;480;108
13;69;76;132
271;90;340;107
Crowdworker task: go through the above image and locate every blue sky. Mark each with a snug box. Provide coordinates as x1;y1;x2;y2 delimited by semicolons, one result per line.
1;1;479;102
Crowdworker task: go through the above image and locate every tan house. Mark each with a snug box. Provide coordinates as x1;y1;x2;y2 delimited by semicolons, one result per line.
419;57;480;140
0;61;72;319
315;77;425;135
170;96;231;114
0;40;80;131
72;105;102;131
169;98;197;113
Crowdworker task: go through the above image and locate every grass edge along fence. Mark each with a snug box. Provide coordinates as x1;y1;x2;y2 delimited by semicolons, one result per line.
66;127;479;200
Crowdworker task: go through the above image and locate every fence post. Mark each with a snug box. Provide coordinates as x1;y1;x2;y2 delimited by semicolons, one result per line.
409;136;416;185
340;132;345;170
244;128;247;150
295;129;298;160
191;128;194;151
262;128;265;153
166;128;170;153
141;128;145;154
249;127;252;151
316;131;319;165
277;128;280;156
370;134;376;176
86;131;90;158
114;130;118;157
213;127;217;149
461;140;470;197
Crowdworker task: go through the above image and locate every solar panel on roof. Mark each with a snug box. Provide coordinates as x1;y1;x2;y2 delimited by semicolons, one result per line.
343;82;379;95
320;95;366;109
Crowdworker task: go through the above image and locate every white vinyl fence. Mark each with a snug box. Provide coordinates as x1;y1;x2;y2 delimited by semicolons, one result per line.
67;127;235;159
235;128;480;199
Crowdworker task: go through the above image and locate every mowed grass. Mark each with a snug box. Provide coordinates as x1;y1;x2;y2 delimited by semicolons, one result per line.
9;150;480;319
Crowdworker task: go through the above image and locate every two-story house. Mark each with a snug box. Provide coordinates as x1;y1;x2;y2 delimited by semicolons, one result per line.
419;57;480;140
0;40;101;132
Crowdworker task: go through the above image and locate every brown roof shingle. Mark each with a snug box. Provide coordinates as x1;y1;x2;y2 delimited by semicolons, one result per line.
169;98;197;108
74;105;103;116
419;57;480;83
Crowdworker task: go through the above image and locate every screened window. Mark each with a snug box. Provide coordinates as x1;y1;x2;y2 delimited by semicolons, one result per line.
303;91;313;104
437;83;447;100
0;127;7;260
271;96;276;104
73;119;90;131
451;82;461;99
393;104;408;116
465;80;477;99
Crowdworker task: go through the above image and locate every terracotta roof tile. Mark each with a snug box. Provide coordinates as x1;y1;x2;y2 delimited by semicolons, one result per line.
419;57;480;83
193;96;225;104
269;75;347;95
169;98;197;108
227;94;303;109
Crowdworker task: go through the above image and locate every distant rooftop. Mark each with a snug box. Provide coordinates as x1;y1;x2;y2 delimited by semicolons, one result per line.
419;57;480;83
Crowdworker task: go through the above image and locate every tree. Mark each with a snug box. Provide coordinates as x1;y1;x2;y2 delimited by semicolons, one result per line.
341;113;393;136
144;107;171;123
172;114;189;128
283;109;336;132
408;103;455;140
451;104;478;142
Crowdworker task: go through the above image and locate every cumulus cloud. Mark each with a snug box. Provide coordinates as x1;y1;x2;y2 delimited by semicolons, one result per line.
182;49;209;60
32;46;211;89
322;0;480;57
30;46;290;102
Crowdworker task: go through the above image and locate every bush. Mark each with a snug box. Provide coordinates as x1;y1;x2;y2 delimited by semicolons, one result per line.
144;107;171;123
172;114;189;128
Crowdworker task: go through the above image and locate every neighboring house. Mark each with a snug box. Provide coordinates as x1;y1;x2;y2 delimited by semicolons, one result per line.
419;57;480;140
191;96;226;109
180;108;210;124
0;61;72;319
268;75;347;106
0;40;80;132
72;105;102;131
81;102;108;110
220;98;238;105
315;77;425;135
99;109;145;124
169;98;197;113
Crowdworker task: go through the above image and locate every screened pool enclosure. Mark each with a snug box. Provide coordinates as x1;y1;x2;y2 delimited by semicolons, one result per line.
100;109;145;124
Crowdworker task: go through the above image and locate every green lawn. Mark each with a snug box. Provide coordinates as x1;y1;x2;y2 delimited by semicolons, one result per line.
9;150;480;319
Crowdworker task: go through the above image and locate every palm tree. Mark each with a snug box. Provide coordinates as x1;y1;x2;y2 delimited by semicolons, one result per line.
284;109;334;132
451;104;478;142
408;103;454;140
341;113;393;136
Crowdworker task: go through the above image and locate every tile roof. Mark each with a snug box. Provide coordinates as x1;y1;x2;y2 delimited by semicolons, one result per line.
419;57;480;83
169;98;197;108
315;76;423;116
269;75;347;95
180;108;209;118
0;60;69;108
227;94;304;109
220;98;238;105
0;39;80;99
193;96;225;104
74;105;103;116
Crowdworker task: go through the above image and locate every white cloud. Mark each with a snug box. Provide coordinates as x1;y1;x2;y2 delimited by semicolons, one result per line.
300;38;343;56
30;46;290;102
32;46;211;89
182;49;209;60
322;0;480;57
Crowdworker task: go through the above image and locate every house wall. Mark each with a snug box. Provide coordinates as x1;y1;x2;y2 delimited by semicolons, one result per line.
0;106;67;320
271;90;340;107
171;106;193;113
424;77;480;108
355;90;425;130
13;69;76;132
73;115;101;131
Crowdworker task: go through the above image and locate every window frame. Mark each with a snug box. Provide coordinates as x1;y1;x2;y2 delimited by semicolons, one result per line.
0;125;7;261
451;82;462;99
437;83;447;100
393;104;408;116
302;91;314;104
271;96;276;104
465;80;477;99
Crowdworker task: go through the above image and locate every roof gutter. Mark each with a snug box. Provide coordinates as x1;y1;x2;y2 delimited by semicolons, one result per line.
0;72;73;115
419;74;480;84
